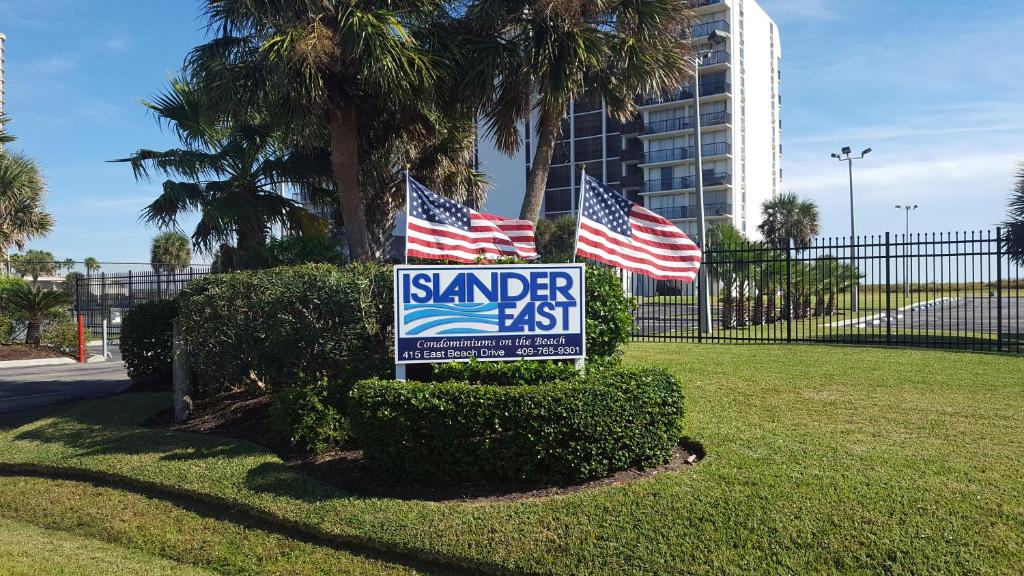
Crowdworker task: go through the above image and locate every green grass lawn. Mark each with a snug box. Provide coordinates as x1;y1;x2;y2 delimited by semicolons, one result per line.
1;343;1022;575
0;517;216;576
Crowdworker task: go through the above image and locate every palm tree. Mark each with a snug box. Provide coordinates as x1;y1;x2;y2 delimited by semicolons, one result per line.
1005;161;1024;264
118;78;332;261
151;232;192;274
707;223;754;329
0;151;54;256
183;0;442;261
4;283;72;346
465;0;694;222
758;192;821;250
358;108;490;261
0;114;15;145
10;249;57;284
84;257;101;276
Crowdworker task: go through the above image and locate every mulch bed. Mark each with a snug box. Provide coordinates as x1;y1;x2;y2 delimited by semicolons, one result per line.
146;389;701;503
0;345;70;362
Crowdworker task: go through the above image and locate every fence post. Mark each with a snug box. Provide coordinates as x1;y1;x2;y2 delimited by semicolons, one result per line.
696;262;704;344
885;232;892;345
77;314;86;363
172;318;193;423
996;227;1003;351
786;239;793;344
157;270;162;300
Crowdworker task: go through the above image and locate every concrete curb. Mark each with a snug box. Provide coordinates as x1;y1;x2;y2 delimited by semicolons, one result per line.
0;357;76;369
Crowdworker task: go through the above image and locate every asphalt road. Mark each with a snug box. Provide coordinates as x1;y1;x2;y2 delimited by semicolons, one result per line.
0;354;132;415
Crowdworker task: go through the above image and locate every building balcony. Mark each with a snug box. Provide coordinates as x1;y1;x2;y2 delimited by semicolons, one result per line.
620;117;643;134
641;111;731;135
621;173;645;189
642;80;730;106
691;20;730;38
700;50;730;67
644;172;732;194
649;203;734;220
695;0;724;6
642;142;731;164
620;146;644;162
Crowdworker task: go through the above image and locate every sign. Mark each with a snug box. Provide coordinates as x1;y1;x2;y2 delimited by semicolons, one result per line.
394;264;586;364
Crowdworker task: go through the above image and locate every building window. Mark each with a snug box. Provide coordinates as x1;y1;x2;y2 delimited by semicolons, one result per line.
545;188;573;213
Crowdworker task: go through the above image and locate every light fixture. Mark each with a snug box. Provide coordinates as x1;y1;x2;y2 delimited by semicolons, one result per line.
842;146;852;155
862;148;872;156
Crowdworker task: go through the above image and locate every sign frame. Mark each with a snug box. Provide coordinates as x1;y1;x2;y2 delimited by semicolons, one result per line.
393;263;587;367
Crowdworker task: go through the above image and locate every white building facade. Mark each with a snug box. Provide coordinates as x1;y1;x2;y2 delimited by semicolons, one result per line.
484;0;782;241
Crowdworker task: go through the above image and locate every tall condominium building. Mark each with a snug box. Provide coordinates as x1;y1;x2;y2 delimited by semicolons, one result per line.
493;0;781;239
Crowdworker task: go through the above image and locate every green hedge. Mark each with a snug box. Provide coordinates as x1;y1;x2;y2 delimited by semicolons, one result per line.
349;367;684;483
431;358;582;386
584;264;634;360
121;300;179;384
269;374;351;455
178;263;392;397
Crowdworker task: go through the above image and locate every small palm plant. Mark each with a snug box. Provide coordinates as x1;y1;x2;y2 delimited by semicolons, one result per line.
5;283;73;346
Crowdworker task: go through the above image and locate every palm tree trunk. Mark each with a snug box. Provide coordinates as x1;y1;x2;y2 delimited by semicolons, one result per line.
328;104;371;262
521;111;561;223
753;291;765;325
25;318;41;347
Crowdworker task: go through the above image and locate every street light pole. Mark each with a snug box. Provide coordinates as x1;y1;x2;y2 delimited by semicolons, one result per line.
694;30;727;335
895;204;918;298
831;147;872;312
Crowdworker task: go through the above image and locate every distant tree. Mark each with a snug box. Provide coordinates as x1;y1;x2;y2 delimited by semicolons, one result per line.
150;232;192;274
758;192;821;250
60;258;75;272
4;283;72;346
0;150;54;254
535;216;579;263
84;257;101;276
1005;161;1024;264
11;249;58;283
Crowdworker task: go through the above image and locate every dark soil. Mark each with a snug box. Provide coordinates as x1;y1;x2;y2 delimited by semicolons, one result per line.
0;345;70;361
146;390;701;503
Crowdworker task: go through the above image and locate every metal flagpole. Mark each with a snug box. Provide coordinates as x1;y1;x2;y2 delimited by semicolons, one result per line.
404;166;411;265
572;164;588;264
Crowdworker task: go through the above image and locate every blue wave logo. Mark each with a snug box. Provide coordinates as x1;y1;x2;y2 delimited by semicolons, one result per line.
403;303;501;335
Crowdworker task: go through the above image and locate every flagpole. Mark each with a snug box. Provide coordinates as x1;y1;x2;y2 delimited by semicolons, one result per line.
572;164;587;264
404;165;411;265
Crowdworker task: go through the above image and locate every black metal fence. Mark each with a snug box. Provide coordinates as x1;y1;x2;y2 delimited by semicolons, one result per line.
629;229;1023;353
74;268;211;341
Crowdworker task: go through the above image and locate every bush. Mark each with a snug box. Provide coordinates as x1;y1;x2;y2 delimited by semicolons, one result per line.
349;366;684;484
585;264;634;360
269;375;351;455
178;263;392;397
0;277;28;344
259;236;346;268
431;358;581;386
41;310;78;354
121;300;179;384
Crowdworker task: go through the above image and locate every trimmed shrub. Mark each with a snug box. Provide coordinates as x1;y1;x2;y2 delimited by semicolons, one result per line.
178;263;392;397
269;374;351;456
431;358;581;386
121;300;179;384
40;310;79;354
585;264;634;360
349;366;684;484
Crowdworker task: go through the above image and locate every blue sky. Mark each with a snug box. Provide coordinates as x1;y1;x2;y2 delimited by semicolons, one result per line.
1;0;1022;262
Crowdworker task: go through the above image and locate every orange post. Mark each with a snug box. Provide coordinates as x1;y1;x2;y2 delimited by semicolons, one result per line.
78;314;86;363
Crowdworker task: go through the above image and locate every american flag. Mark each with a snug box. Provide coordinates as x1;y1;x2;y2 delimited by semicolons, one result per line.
575;174;702;282
405;177;537;263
